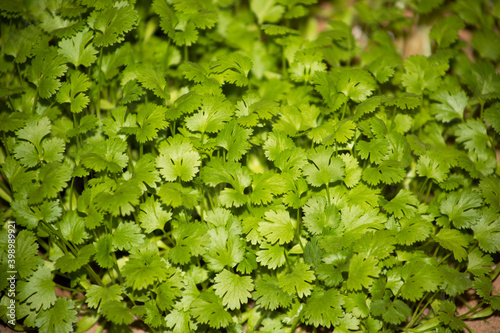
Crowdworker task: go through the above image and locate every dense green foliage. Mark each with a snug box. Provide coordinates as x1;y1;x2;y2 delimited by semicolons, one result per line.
1;0;500;332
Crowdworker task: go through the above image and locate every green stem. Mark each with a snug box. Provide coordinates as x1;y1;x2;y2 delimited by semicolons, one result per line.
458;301;484;318
418;178;429;201
282;45;288;79
436;252;451;265
32;86;39;114
112;252;125;285
16;63;24;86
490;263;500;281
284;250;292;272
69;177;75;211
96;48;103;121
184;44;188;62
407;293;429;327
325;183;331;206
296;209;304;251
0;184;13;203
341;102;348;121
479;99;484;120
424;180;433;203
42;221;77;256
41;221;103;286
407;293;437;328
73;113;81;150
55;283;84;293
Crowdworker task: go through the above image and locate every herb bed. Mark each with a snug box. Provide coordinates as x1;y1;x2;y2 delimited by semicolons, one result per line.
1;0;500;332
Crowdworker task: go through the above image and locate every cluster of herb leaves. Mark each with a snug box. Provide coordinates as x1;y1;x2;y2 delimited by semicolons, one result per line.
1;0;500;332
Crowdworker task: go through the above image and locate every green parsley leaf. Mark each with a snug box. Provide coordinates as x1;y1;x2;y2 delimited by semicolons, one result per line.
251;172;286;205
55;244;95;273
429;15;465;48
216;120;252;162
258;208;296;245
156;135;201;182
302;288;344;328
455;119;489;154
85;284;123;309
121;244;168;290
58;28;97;67
357;138;391;164
416;153;450;183
136;67;170;101
439;189;482;229
185;94;233;134
190;291;233;329
111;221;145;251
56;70;91;113
88;5;139;47
431;89;468;122
35;298;77;333
138;196;172;233
433;228;469;262
210;53;253;87
396;215;433;245
383;189;419;219
18;265;56;310
472;208;500;253
81;137;128;173
251;0;284;24
362;160;406;186
279;262;316;298
467;248;494;277
254;275;293;310
169;222;208;265
438;300;465;331
27;48;68;99
337;68;376;103
303;146;345;187
371;296;411;325
303;196;340;235
255;243;286;269
484;103;500;134
401;55;447;95
99;300;134;325
213;269;253;310
347;254;380;291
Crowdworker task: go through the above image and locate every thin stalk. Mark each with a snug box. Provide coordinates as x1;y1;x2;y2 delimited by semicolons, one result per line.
69;177;75;211
436;252;451;265
0;184;13;203
458;301;484;318
16;63;24;86
424;180;433;203
325;183;331;206
55;283;84;293
96;48;104;121
112;252;125;285
407;293;437;328
284;250;292;272
489;263;500;281
479;100;485;120
72;113;81;150
341;102;348;121
41;221;103;286
32;87;39;114
296;209;304;251
418;178;429;201
407;292;429;327
282;45;288;79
